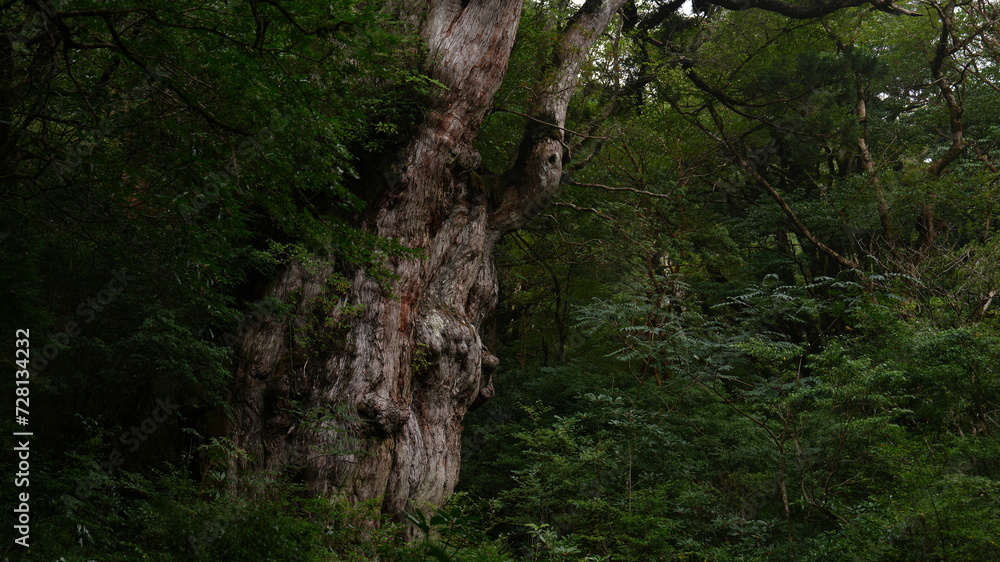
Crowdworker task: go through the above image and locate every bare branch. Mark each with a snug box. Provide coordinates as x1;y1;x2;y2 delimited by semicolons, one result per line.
704;105;861;271
567;180;675;200
490;108;608;140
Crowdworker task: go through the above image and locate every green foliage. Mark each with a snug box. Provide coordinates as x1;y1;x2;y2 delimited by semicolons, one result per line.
464;267;1000;559
5;0;1000;560
461;5;1000;557
22;447;394;560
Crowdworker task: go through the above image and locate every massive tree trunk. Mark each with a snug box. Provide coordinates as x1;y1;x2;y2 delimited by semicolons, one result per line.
229;0;626;517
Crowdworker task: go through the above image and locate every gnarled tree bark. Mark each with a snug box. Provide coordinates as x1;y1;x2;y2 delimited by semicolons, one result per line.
229;0;626;518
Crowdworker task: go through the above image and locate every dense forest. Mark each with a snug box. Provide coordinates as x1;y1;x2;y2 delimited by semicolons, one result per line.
3;0;1000;560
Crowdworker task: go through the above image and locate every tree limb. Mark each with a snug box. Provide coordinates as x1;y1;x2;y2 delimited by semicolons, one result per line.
704;0;920;19
567;180;676;200
926;0;965;178
705;105;861;271
490;108;608;140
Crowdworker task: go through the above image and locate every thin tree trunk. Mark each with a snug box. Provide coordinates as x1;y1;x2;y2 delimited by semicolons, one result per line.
855;78;895;246
920;0;968;253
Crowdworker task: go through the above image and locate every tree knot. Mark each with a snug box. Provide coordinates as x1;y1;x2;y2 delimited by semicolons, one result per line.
357;397;409;436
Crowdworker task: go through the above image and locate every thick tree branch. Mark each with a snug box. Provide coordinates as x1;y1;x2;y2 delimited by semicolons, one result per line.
490;0;629;234
637;0;687;31
704;0;919;18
